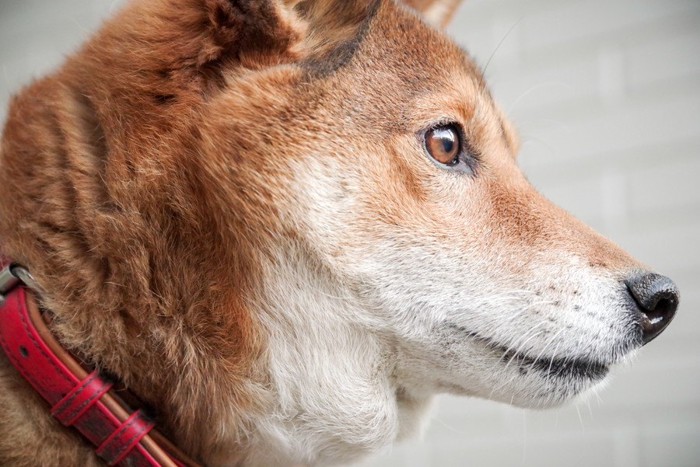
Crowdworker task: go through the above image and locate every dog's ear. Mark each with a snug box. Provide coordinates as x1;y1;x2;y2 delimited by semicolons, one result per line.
197;0;308;67
402;0;463;28
195;0;381;68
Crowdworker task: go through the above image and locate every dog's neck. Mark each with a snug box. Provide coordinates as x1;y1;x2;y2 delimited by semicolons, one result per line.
239;240;433;466
0;239;431;467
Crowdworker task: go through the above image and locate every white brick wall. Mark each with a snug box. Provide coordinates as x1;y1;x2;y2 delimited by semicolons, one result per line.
1;1;698;466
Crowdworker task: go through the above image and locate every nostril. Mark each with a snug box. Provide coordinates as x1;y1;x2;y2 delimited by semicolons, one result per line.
625;272;679;345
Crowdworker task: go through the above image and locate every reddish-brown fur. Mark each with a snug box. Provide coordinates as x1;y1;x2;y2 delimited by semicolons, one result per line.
0;0;305;462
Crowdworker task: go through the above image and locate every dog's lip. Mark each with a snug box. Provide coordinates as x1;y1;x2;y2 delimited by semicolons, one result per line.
494;343;610;381
446;324;610;380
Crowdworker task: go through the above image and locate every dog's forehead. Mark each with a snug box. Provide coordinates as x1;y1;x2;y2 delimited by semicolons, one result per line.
370;1;480;78
304;0;487;123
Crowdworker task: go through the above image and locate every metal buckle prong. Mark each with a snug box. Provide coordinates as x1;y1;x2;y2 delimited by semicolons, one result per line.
0;264;38;307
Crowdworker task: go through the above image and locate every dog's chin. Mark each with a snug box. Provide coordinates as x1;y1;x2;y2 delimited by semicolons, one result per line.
438;341;638;409
432;321;643;409
502;364;612;410
456;363;611;410
490;344;644;409
486;345;619;409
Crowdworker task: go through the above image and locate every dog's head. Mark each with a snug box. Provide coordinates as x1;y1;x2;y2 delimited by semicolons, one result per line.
0;0;678;463
194;0;677;406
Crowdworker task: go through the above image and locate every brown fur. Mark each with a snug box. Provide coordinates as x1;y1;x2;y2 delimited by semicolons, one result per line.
0;0;642;465
0;0;305;462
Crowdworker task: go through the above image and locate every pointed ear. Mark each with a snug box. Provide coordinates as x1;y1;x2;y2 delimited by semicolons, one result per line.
199;0;308;67
198;0;377;68
402;0;463;28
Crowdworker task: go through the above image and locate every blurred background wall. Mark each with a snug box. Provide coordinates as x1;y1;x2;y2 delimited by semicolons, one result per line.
1;0;698;466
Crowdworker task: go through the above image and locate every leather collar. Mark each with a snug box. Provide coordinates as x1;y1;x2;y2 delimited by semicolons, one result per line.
0;261;199;466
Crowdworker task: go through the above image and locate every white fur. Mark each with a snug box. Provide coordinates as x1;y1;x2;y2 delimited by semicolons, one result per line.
225;156;641;466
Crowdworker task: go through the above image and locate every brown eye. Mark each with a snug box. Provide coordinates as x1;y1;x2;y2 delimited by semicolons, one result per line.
425;124;461;165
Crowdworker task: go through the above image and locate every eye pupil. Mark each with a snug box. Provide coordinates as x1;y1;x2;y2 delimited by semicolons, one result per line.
441;138;454;154
425;125;460;166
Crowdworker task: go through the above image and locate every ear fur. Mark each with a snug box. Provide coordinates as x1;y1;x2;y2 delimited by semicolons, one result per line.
203;0;383;74
402;0;463;28
165;0;379;71
200;0;308;66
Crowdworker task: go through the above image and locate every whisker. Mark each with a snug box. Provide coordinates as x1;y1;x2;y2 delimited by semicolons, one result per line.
527;326;567;373
483;16;525;75
507;81;572;115
575;404;585;431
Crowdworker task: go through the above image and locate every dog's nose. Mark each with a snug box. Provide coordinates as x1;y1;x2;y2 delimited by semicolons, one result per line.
626;272;679;344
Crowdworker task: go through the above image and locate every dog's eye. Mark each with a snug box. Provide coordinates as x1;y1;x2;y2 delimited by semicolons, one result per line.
425;124;461;166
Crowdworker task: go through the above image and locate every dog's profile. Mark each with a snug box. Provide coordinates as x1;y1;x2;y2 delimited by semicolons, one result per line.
0;0;679;465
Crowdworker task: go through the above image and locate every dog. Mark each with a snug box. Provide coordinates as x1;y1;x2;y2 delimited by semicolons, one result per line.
0;0;679;465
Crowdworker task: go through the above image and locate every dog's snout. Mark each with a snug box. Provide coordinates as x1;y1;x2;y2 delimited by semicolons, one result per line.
625;272;679;344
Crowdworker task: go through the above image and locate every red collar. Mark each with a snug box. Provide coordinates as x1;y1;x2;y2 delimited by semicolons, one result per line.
0;261;198;466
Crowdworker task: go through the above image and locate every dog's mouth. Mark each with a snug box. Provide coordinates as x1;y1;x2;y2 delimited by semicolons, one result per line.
446;324;610;381
494;343;610;381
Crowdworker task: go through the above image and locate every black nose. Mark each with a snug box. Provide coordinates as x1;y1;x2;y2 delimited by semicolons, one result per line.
625;272;679;344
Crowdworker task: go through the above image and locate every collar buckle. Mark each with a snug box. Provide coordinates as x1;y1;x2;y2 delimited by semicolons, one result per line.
0;264;38;307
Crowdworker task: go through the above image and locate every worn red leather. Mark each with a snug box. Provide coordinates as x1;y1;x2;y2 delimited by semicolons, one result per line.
0;263;197;467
